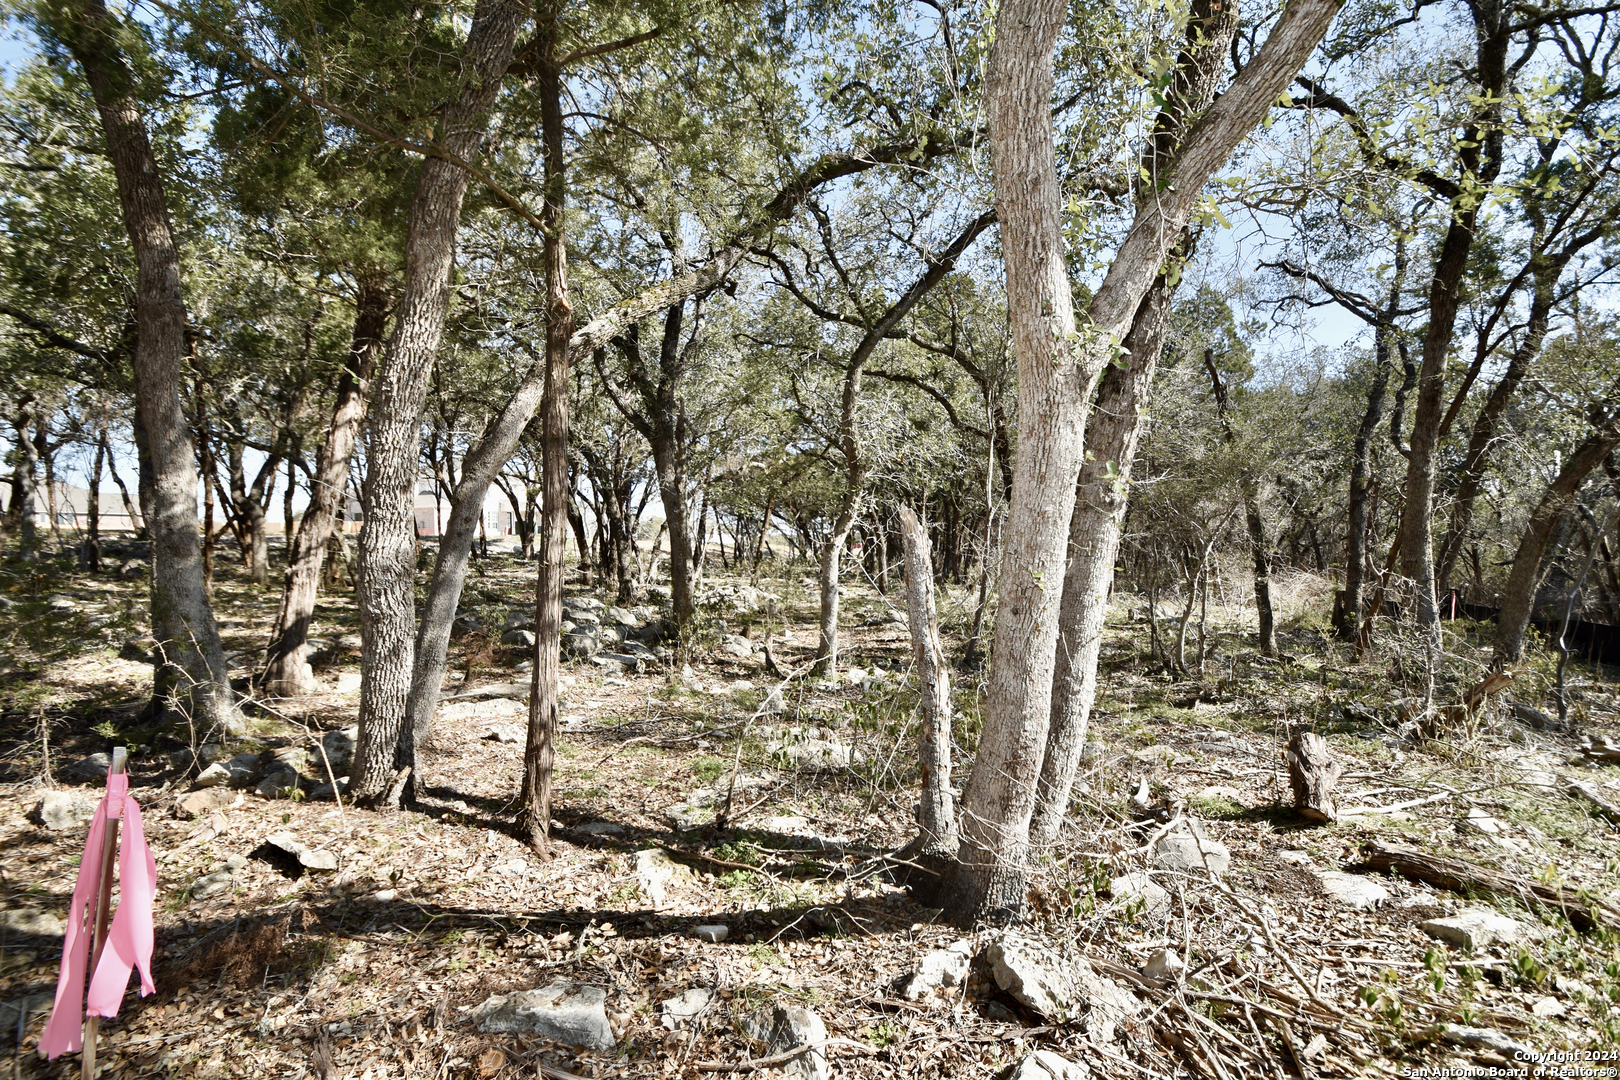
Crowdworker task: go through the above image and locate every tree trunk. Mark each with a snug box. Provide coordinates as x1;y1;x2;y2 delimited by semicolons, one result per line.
84;431;104;572
894;503;958;893
9;400;39;547
814;500;859;675
197;378;215;591
1339;310;1400;638
1031;245;1182;847
1435;272;1555;589
54;0;235;729
942;0;1339;926
1493;423;1620;666
106;430;140;536
348;0;521;806
1204;350;1276;656
225;432;276;587
519;0;573;851
43;435;62;547
1395;2;1510;640
1286;731;1340;822
262;279;386;696
283;457;295;566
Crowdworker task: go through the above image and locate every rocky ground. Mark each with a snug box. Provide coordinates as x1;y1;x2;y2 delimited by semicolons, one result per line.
2;543;1620;1079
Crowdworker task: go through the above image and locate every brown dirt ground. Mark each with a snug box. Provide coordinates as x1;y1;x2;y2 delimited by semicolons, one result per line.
3;551;1620;1079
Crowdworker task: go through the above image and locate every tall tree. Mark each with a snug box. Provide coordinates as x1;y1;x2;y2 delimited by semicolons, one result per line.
40;0;237;729
943;0;1340;925
348;0;523;806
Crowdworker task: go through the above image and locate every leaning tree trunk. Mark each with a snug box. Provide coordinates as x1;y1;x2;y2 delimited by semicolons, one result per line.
1435;270;1554;589
1493;423;1620;667
895;503;958;886
349;0;522;807
262;280;386;696
403;358;547;767
54;0;235;730
942;0;1340;927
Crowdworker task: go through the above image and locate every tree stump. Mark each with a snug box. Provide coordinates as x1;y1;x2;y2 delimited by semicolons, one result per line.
1286;732;1340;822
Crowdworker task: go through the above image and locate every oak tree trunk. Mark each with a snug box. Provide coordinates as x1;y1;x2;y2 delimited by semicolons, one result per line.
943;0;1339;926
1493;423;1620;666
262;280;387;696
54;0;236;730
349;0;521;805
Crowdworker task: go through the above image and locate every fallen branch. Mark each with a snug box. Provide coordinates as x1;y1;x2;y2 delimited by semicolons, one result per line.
1568;780;1620;826
695;1037;878;1072
1338;791;1453;816
1357;840;1620;933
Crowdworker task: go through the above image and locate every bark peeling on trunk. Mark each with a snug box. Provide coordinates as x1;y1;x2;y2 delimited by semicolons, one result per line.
894;503;958;898
519;0;573;852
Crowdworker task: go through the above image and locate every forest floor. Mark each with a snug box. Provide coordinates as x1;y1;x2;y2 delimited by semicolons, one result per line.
3;542;1620;1080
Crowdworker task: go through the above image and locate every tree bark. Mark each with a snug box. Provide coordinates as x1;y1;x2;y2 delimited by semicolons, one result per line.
1338;240;1405;639
1493;421;1620;666
943;0;1339;926
349;0;522;806
519;0;574;851
53;0;235;729
8;397;39;548
84;430;105;571
894;503;958;894
1395;1;1510;639
262;279;387;696
1286;731;1340;822
1030;261;1177;847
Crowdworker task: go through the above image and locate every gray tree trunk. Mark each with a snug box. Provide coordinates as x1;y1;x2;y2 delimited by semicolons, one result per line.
1493;423;1620;666
1395;2;1510;639
943;0;1339;926
9;399;39;547
263;279;387;696
1030;263;1176;847
349;0;522;806
896;504;957;870
54;0;235;730
811;210;996;675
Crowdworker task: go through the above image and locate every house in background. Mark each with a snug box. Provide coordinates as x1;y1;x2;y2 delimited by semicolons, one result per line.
341;481;520;539
0;481;141;533
0;478;522;542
